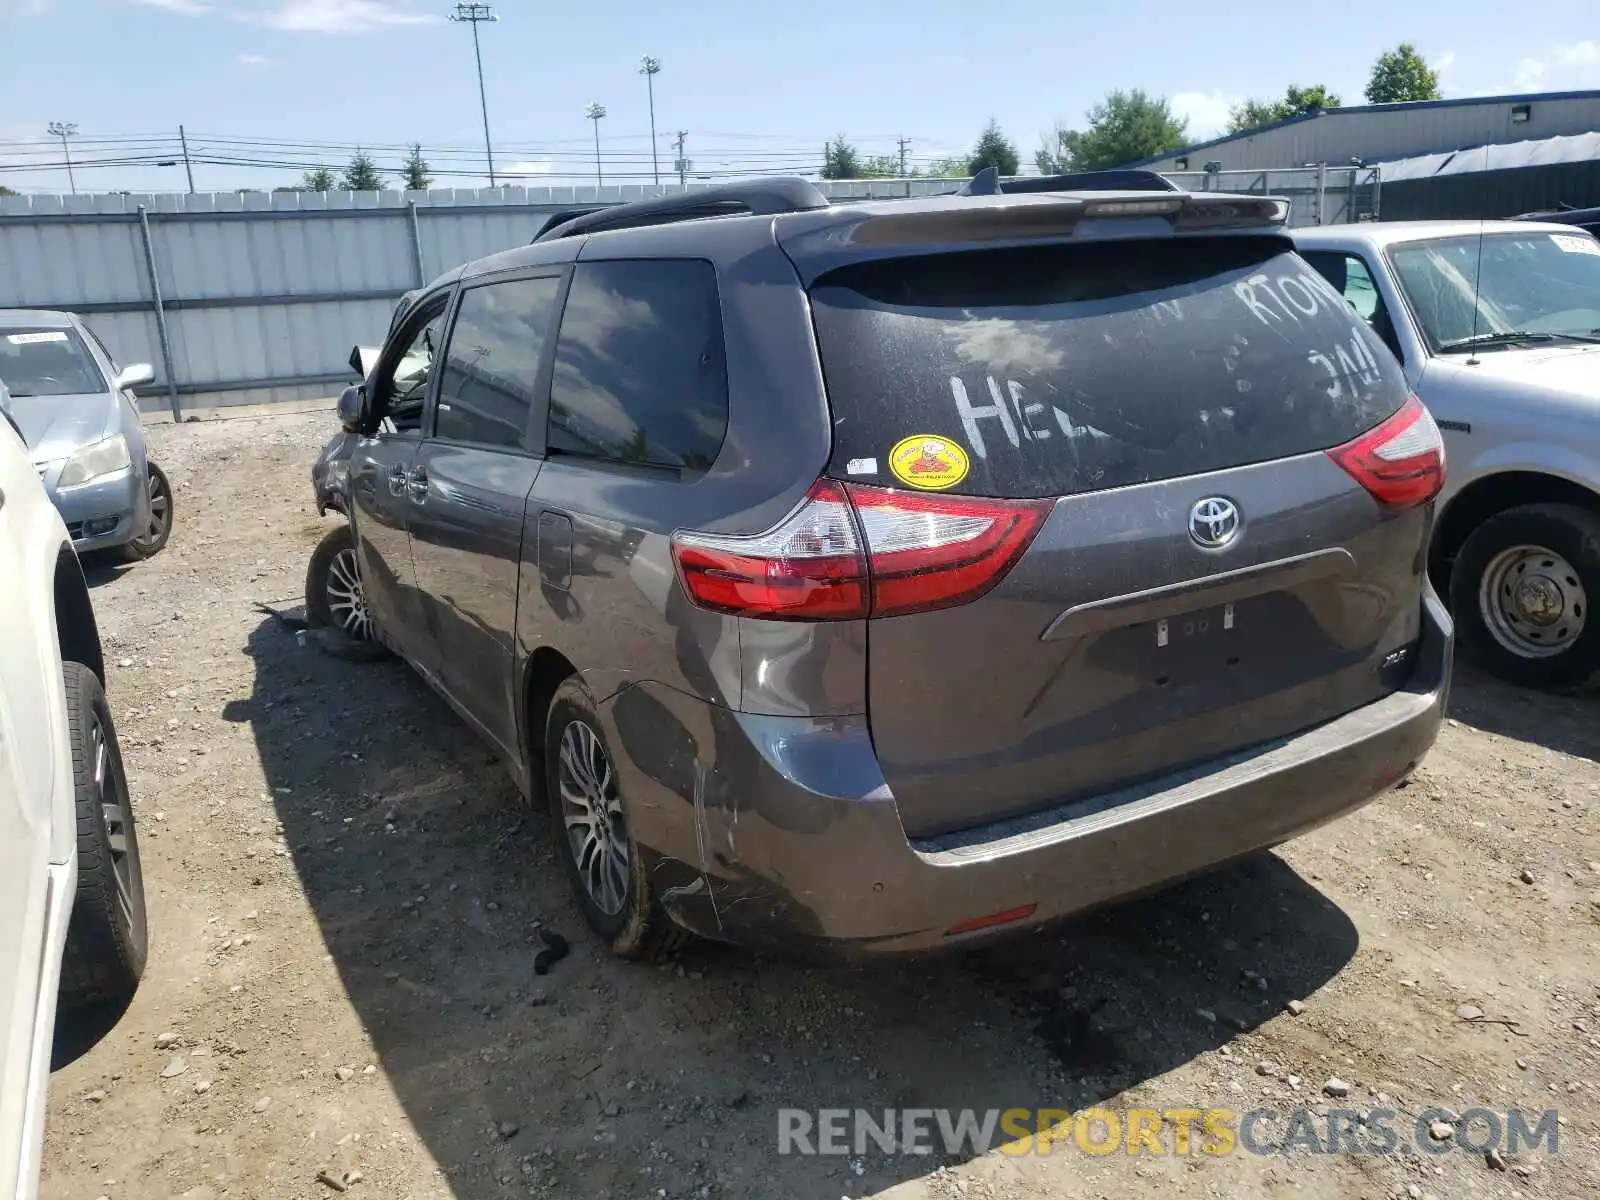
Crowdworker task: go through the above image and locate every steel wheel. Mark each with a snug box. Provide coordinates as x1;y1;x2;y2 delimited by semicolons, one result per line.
325;546;371;639
556;719;630;917
1478;542;1587;660
91;711;138;935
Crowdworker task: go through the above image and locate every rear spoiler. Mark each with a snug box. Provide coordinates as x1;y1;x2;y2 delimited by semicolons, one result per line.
958;166;1181;196
778;192;1292;285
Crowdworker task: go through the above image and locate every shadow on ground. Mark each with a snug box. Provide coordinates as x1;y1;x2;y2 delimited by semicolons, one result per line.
1446;661;1600;764
81;553;136;589
51;994;135;1071
230;616;1358;1200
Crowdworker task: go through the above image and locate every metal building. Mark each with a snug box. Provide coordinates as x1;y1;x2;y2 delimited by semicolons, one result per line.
1135;89;1600;174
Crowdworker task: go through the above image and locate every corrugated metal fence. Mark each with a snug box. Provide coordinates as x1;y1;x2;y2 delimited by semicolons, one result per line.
0;170;1371;415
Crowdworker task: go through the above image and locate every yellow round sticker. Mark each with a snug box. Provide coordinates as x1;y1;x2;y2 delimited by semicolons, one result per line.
888;434;970;490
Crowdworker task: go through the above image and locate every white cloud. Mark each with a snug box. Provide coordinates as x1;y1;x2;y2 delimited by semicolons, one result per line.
504;159;554;178
1170;91;1240;141
134;0;212;12
237;52;272;64
1508;40;1600;92
1558;41;1599;68
256;0;436;33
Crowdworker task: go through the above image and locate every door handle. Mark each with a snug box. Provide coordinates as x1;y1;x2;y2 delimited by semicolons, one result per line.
387;465;408;497
406;467;429;503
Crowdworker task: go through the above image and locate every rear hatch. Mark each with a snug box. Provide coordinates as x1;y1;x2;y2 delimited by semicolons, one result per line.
808;235;1437;839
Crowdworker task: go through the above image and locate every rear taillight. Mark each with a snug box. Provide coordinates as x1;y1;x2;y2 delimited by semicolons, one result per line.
671;481;1051;620
1326;394;1445;509
844;484;1052;617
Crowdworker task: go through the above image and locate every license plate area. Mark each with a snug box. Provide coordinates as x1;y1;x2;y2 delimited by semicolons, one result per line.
1146;601;1244;684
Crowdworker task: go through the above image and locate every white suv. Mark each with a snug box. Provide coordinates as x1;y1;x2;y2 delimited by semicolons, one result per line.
0;381;148;1200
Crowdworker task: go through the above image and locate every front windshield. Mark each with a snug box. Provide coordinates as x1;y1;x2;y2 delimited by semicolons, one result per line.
1389;231;1600;352
0;327;107;396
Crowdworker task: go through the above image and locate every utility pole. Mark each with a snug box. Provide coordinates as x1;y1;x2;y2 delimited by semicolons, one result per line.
178;124;196;194
897;135;911;196
675;130;688;188
449;3;498;187
47;121;78;195
639;56;662;187
585;103;607;188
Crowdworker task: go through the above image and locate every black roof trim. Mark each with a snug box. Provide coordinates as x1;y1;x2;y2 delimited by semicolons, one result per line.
534;178;830;242
530;206;607;240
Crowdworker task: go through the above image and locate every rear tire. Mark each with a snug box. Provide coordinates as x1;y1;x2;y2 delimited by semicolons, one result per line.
116;463;173;562
1450;503;1600;693
59;662;148;1009
543;676;689;962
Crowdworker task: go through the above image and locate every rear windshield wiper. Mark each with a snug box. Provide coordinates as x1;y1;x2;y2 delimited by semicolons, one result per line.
1441;330;1600;351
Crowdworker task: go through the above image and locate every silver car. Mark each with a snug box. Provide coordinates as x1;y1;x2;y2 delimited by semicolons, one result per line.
1296;221;1600;691
0;309;172;560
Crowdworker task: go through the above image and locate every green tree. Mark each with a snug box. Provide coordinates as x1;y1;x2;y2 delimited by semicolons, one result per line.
401;143;432;191
821;136;863;180
340;150;384;192
924;156;969;178
967;120;1019;177
862;153;907;178
1037;90;1188;173
0;185;16;197
1226;83;1342;133
300;166;337;191
1365;42;1441;103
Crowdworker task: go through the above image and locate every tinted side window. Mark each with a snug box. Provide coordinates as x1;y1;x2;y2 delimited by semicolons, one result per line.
435;275;562;450
547;260;728;471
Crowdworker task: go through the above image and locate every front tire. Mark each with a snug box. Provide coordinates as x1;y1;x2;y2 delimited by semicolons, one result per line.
304;523;372;640
59;662;148;1009
1450;503;1600;692
543;677;688;961
116;462;173;562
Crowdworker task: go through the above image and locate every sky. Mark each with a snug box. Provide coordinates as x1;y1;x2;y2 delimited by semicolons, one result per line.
2;0;1599;194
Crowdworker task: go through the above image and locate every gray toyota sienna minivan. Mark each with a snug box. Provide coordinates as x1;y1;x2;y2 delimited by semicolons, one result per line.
335;176;1451;960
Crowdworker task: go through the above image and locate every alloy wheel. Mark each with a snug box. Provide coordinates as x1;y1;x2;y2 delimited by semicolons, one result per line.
130;467;171;553
325;547;372;639
93;714;138;932
556;719;630;917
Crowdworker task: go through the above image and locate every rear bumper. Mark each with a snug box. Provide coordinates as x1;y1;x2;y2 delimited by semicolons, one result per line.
607;592;1451;961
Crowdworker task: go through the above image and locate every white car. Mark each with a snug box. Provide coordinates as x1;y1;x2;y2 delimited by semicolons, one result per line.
1295;221;1600;692
0;379;148;1200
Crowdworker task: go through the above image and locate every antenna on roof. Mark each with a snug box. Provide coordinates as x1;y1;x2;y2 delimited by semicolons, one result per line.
959;167;1002;196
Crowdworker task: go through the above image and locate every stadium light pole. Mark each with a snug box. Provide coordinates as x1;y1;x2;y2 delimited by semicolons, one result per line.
639;56;661;186
585;103;607;189
47;121;78;195
449;3;498;187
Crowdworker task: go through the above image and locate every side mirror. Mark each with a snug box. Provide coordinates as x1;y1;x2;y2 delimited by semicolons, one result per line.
348;344;364;376
114;362;156;390
337;385;363;432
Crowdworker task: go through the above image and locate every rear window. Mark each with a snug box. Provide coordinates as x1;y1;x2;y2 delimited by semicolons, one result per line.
810;239;1405;498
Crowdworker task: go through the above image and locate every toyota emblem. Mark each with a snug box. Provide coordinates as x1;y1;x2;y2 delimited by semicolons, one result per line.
1189;496;1241;549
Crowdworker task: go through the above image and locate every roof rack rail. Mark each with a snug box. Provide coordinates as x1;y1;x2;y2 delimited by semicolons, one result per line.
957;166;1181;196
535;178;831;242
530;206;607;241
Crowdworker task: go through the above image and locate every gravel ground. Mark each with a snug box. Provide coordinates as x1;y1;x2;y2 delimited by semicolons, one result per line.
37;409;1600;1200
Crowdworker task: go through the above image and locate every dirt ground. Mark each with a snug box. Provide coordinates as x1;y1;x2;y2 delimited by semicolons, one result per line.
37;408;1600;1200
